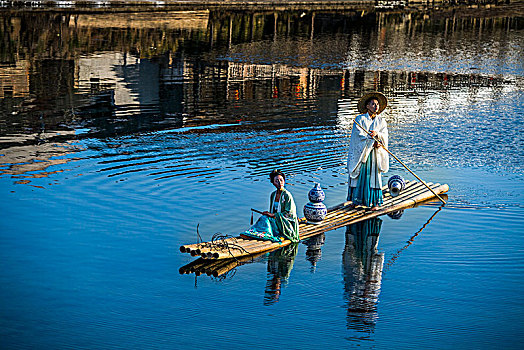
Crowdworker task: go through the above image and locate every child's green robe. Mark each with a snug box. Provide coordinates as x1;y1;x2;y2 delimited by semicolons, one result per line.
242;188;300;243
269;188;300;243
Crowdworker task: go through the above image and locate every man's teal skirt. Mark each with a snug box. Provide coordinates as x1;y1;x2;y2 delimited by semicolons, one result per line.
348;152;383;207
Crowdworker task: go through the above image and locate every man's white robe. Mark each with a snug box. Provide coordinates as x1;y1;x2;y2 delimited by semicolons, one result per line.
347;112;389;189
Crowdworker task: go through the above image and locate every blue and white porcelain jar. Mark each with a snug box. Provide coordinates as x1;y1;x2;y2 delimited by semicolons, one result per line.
308;183;325;203
304;202;327;223
304;183;327;224
388;175;406;197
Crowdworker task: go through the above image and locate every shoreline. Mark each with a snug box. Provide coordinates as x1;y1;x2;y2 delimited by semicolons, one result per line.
0;0;522;16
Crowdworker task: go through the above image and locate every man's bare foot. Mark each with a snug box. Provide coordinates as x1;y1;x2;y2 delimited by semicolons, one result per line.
370;206;380;211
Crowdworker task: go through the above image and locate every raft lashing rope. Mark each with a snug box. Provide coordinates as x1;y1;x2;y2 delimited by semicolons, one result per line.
182;232;251;260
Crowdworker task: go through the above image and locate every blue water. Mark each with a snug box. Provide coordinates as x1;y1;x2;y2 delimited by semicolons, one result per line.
0;8;523;349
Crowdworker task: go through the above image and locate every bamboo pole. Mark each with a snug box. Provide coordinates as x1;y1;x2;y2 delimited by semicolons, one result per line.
204;259;233;275
179;237;236;254
181;235;255;255
203;242;265;259
352;119;446;204
199;258;228;274
200;236;274;258
193;237;254;255
202;242;258;259
178;258;206;274
199;239;273;260
210;252;267;277
299;209;363;234
210;239;288;259
212;260;242;277
181;234;258;256
203;251;268;276
180;242;209;253
178;258;210;274
180;257;233;276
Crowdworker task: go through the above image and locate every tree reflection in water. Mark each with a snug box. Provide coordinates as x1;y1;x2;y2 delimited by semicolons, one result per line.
342;218;384;334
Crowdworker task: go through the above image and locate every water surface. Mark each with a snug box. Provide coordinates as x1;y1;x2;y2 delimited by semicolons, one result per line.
0;7;523;349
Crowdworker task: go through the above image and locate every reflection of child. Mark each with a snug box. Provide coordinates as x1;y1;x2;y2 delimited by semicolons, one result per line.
241;170;299;243
264;243;299;305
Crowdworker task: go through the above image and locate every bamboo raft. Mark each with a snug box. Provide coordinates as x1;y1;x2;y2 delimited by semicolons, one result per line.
179;180;449;275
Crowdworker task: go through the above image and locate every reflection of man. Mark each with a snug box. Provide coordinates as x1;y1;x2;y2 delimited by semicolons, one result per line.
342;218;384;333
264;243;299;305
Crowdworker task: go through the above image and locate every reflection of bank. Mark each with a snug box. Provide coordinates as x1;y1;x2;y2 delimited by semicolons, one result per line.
264;243;298;305
0;136;80;183
342;218;384;333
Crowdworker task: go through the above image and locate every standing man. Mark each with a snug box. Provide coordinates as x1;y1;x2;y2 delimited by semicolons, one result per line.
347;92;389;211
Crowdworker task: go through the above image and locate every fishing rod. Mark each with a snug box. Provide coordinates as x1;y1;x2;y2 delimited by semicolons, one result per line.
353;119;447;204
251;208;264;215
250;208;265;225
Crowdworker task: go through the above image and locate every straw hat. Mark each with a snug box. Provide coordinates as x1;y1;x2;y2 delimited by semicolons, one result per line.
357;92;388;114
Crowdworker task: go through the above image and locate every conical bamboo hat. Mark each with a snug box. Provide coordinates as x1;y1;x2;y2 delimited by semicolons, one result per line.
357;92;388;114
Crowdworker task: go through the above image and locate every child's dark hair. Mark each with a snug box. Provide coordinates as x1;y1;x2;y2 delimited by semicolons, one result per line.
270;169;285;183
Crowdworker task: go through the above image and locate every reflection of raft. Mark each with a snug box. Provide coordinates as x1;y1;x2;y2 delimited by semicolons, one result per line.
179;181;449;270
179;252;267;278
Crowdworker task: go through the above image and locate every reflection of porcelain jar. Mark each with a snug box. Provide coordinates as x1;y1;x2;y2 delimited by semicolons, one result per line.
388;175;406;197
304;183;327;224
304;233;326;267
387;210;404;220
